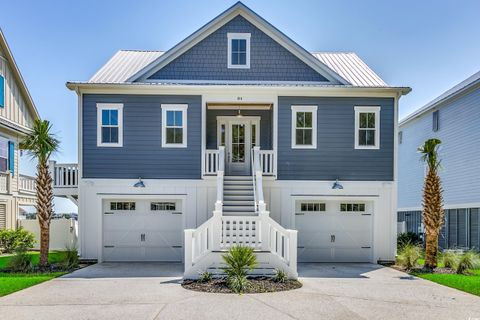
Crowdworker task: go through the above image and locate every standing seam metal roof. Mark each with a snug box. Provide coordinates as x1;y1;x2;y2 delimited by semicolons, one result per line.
88;50;388;87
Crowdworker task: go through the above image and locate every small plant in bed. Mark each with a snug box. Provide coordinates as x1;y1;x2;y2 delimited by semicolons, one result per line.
182;246;302;294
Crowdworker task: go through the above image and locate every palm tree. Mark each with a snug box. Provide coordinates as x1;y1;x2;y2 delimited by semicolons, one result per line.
418;138;444;270
21;120;59;267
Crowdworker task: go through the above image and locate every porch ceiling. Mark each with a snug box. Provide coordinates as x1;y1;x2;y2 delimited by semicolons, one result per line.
207;102;272;110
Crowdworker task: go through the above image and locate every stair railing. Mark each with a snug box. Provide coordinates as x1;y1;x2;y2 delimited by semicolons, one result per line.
252;147;266;213
251;148;258;213
215;146;225;213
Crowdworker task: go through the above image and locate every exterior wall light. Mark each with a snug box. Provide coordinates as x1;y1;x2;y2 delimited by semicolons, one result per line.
332;179;343;190
134;177;145;188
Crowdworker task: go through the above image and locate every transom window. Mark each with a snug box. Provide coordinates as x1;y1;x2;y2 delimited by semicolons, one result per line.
291;105;317;149
355;106;380;149
97;103;123;147
110;202;136;210
161;104;188;148
301;202;326;212
151;202;176;211
227;33;250;69
340;203;365;212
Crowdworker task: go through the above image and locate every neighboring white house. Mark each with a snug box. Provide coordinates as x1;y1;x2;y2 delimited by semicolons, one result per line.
398;71;480;250
58;2;409;277
0;29;40;230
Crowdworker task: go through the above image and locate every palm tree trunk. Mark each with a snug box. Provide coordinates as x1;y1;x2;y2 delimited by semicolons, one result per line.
36;161;54;267
424;231;438;269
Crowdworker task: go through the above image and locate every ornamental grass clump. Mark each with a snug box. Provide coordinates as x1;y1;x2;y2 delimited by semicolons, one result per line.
7;246;33;273
396;243;422;271
440;251;459;269
222;245;257;294
456;251;480;275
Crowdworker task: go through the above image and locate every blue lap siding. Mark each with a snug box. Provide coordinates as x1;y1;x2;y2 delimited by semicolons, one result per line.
148;15;328;82
82;94;202;179
277;97;394;181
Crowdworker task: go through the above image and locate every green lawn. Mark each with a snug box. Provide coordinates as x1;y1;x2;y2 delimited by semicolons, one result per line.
0;272;65;297
0;252;68;297
414;270;480;296
411;259;480;296
0;251;66;269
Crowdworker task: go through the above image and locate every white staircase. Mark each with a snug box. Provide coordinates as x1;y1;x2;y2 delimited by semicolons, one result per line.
184;147;298;279
223;176;255;215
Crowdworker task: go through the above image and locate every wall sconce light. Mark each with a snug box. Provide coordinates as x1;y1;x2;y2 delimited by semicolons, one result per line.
134;177;145;188
332;179;343;190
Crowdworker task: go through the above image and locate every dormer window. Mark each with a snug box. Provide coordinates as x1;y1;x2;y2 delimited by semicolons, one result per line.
227;33;250;69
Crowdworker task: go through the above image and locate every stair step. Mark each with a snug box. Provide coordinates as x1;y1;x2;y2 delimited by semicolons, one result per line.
222;212;257;216
223;207;255;213
223;200;255;206
224;180;253;186
224;190;254;196
224;176;252;181
224;185;254;190
224;196;254;201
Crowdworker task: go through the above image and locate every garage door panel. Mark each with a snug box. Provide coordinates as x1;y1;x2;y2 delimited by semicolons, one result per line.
298;248;334;262
333;248;372;262
103;200;183;262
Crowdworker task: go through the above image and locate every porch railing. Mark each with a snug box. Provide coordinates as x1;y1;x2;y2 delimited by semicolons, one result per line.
204;148;274;176
0;172;10;194
19;175;36;194
49;161;79;188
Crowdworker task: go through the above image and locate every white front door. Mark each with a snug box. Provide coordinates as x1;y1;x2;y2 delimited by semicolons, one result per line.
217;117;260;176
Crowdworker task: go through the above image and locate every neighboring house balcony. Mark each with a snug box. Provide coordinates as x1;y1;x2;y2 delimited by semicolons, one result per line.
19;174;36;195
50;161;78;205
0;172;36;195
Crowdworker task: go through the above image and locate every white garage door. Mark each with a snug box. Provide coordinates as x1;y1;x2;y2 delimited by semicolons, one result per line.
296;201;373;262
103;199;183;262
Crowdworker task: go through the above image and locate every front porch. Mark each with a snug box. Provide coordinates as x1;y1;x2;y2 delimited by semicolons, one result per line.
203;102;275;177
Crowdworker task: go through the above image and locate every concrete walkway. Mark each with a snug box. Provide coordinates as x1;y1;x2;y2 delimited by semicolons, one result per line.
0;263;479;320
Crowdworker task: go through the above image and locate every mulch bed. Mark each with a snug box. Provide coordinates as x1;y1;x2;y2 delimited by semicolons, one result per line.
392;265;457;274
182;277;302;294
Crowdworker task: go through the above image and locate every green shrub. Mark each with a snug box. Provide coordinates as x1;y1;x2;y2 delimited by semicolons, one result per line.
222;246;257;294
7;246;32;272
59;243;79;270
198;270;212;283
456;251;480;275
0;228;36;253
273;269;288;283
397;232;422;250
396;243;422;270
441;251;459;269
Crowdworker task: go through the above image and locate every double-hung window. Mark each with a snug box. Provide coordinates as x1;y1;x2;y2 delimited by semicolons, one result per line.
0;74;4;108
227;33;250;69
161;104;188;148
97;103;123;147
354;106;380;149
291;105;317;149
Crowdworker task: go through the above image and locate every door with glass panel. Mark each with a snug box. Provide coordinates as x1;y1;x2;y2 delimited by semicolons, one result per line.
227;120;251;175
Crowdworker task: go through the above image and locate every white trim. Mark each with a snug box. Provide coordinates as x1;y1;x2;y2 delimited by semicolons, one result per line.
227;33;251;69
96;103;123;147
207;104;271;110
291;105;317;149
354;106;380;150
161;104;188;148
399;202;480;212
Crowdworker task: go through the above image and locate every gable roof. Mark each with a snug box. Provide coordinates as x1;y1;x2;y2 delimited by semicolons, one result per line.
400;70;480;126
0;29;40;122
127;2;348;85
87;50;387;87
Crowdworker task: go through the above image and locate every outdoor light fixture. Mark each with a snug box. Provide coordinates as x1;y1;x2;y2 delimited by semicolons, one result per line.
332;179;343;190
236;109;243;117
134;177;145;188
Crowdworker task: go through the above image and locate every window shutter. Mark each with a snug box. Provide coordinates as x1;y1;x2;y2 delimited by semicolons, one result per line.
8;141;14;175
0;75;4;108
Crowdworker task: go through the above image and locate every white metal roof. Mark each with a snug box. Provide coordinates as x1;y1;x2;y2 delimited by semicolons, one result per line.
400;70;480;126
89;50;164;83
88;50;389;87
312;52;387;87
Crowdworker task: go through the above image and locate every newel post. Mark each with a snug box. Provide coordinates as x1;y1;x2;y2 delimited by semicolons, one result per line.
288;229;298;279
184;229;194;271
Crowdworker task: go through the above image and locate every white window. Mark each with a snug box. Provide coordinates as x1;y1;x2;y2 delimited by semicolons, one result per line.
340;203;365;212
110;202;136;210
432;110;439;132
0;137;7;172
161;104;188;148
97;103;123;147
354;106;380;149
227;33;250;69
291;105;317;149
300;202;326;212
151;202;176;211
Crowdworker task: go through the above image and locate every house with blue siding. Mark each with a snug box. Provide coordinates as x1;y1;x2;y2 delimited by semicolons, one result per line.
398;71;480;251
61;2;410;277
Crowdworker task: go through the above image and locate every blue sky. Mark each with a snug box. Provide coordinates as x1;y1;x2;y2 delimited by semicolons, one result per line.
1;0;479;212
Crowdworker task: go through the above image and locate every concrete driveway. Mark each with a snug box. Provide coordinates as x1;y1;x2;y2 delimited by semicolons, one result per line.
0;263;479;320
